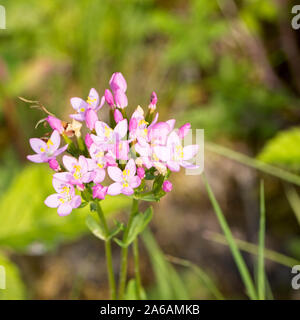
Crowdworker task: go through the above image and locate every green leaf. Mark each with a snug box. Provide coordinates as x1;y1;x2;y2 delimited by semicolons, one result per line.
258;128;300;171
85;214;107;241
0;252;26;300
108;222;124;240
113;238;127;248
126;207;153;246
78;202;88;209
125;279;147;300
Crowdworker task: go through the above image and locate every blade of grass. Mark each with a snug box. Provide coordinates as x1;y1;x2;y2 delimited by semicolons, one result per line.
202;174;258;299
258;180;266;300
165;255;225;300
284;185;300;226
205;142;300;186
204;231;299;268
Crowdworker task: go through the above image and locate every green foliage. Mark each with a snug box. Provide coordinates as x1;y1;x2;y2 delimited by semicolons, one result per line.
142;229;189;300
0;164;130;252
258;128;300;171
0;252;26;300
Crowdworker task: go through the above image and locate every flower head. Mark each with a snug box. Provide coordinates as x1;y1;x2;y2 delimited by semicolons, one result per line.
92;184;108;200
27;130;68;163
162;180;172;192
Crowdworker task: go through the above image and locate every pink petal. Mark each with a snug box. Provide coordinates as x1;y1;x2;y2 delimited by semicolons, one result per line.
166;119;176;132
48;130;60;152
167;131;181;147
114;119;128;139
85;108;98;130
109;72;127;93
87;88;99;109
70;97;88;111
122;186;134;196
183;145;199;160
70;113;85;121
180;161;199;169
108;166;123;182
153;146;170;162
129;176;141;189
70;195;81;209
29;138;47;154
167;160;180;172
94;168;106;183
107;182;122;196
95;121;110;139
53;172;73;185
44;194;61;208
114;89;128;109
78;155;88;172
105;89;115;107
125;159;136;177
63;155;77;172
82;172;95;183
27;154;46;163
57;203;73;216
53;144;68;157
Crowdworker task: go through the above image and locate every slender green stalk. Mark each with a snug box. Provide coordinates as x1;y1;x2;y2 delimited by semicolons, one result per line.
118;199;139;300
258;180;266;300
205;142;300;186
133;238;142;300
204;231;300;268
202;174;258;300
95;201;117;300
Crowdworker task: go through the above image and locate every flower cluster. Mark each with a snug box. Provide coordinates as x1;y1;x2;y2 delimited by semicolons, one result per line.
27;72;199;216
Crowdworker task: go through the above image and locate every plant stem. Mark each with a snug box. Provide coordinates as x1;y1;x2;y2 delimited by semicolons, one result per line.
118;198;139;300
133;237;142;300
95;201;117;300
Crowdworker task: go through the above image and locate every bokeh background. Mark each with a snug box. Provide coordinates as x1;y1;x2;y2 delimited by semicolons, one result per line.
0;0;300;299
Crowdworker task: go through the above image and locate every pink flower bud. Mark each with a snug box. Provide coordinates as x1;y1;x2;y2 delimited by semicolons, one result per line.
92;184;108;200
149;91;157;111
129;118;138;132
46;116;64;134
85;109;98;130
114;109;123;123
48;158;60;171
105;89;114;107
109;72;127;93
162;180;172;193
85;133;93;148
178;123;191;139
114;89;128;109
137;167;145;179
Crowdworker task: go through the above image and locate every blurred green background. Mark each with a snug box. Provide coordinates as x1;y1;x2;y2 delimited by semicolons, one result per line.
0;0;300;299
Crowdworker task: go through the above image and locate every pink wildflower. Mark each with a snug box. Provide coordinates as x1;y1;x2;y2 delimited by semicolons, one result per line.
162;180;172;192
92;184;108;200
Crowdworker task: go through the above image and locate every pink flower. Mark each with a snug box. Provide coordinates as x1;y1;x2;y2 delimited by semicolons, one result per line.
107;159;141;196
114;109;123;123
137;167;145;179
85;108;98;130
91;119;129;160
162;180;172;192
105;89;115;107
178;123;191;139
154;131;199;172
46;116;64;134
87;143;116;183
85;133;93;149
48;158;60;171
54;155;95;186
70;88;105;121
44;178;81;216
92;184;108;200
109;72;127;93
27;130;68;163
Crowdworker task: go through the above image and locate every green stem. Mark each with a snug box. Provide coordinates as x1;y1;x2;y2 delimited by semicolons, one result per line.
133;237;142;300
118;199;139;300
95;201;117;300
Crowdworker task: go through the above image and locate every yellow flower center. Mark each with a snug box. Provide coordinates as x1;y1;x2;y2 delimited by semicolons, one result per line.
104;126;113;138
86;97;97;105
46;139;54;148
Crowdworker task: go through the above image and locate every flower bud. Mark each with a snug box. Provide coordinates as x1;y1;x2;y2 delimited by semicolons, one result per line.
92;184;108;200
137;167;145;179
85;109;98;130
114;89;128;109
48;158;60;171
46;116;64;134
162;180;172;192
105;89;114;107
178;123;191;139
114;109;123;123
85;133;93;148
109;72;127;93
148;91;157;111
